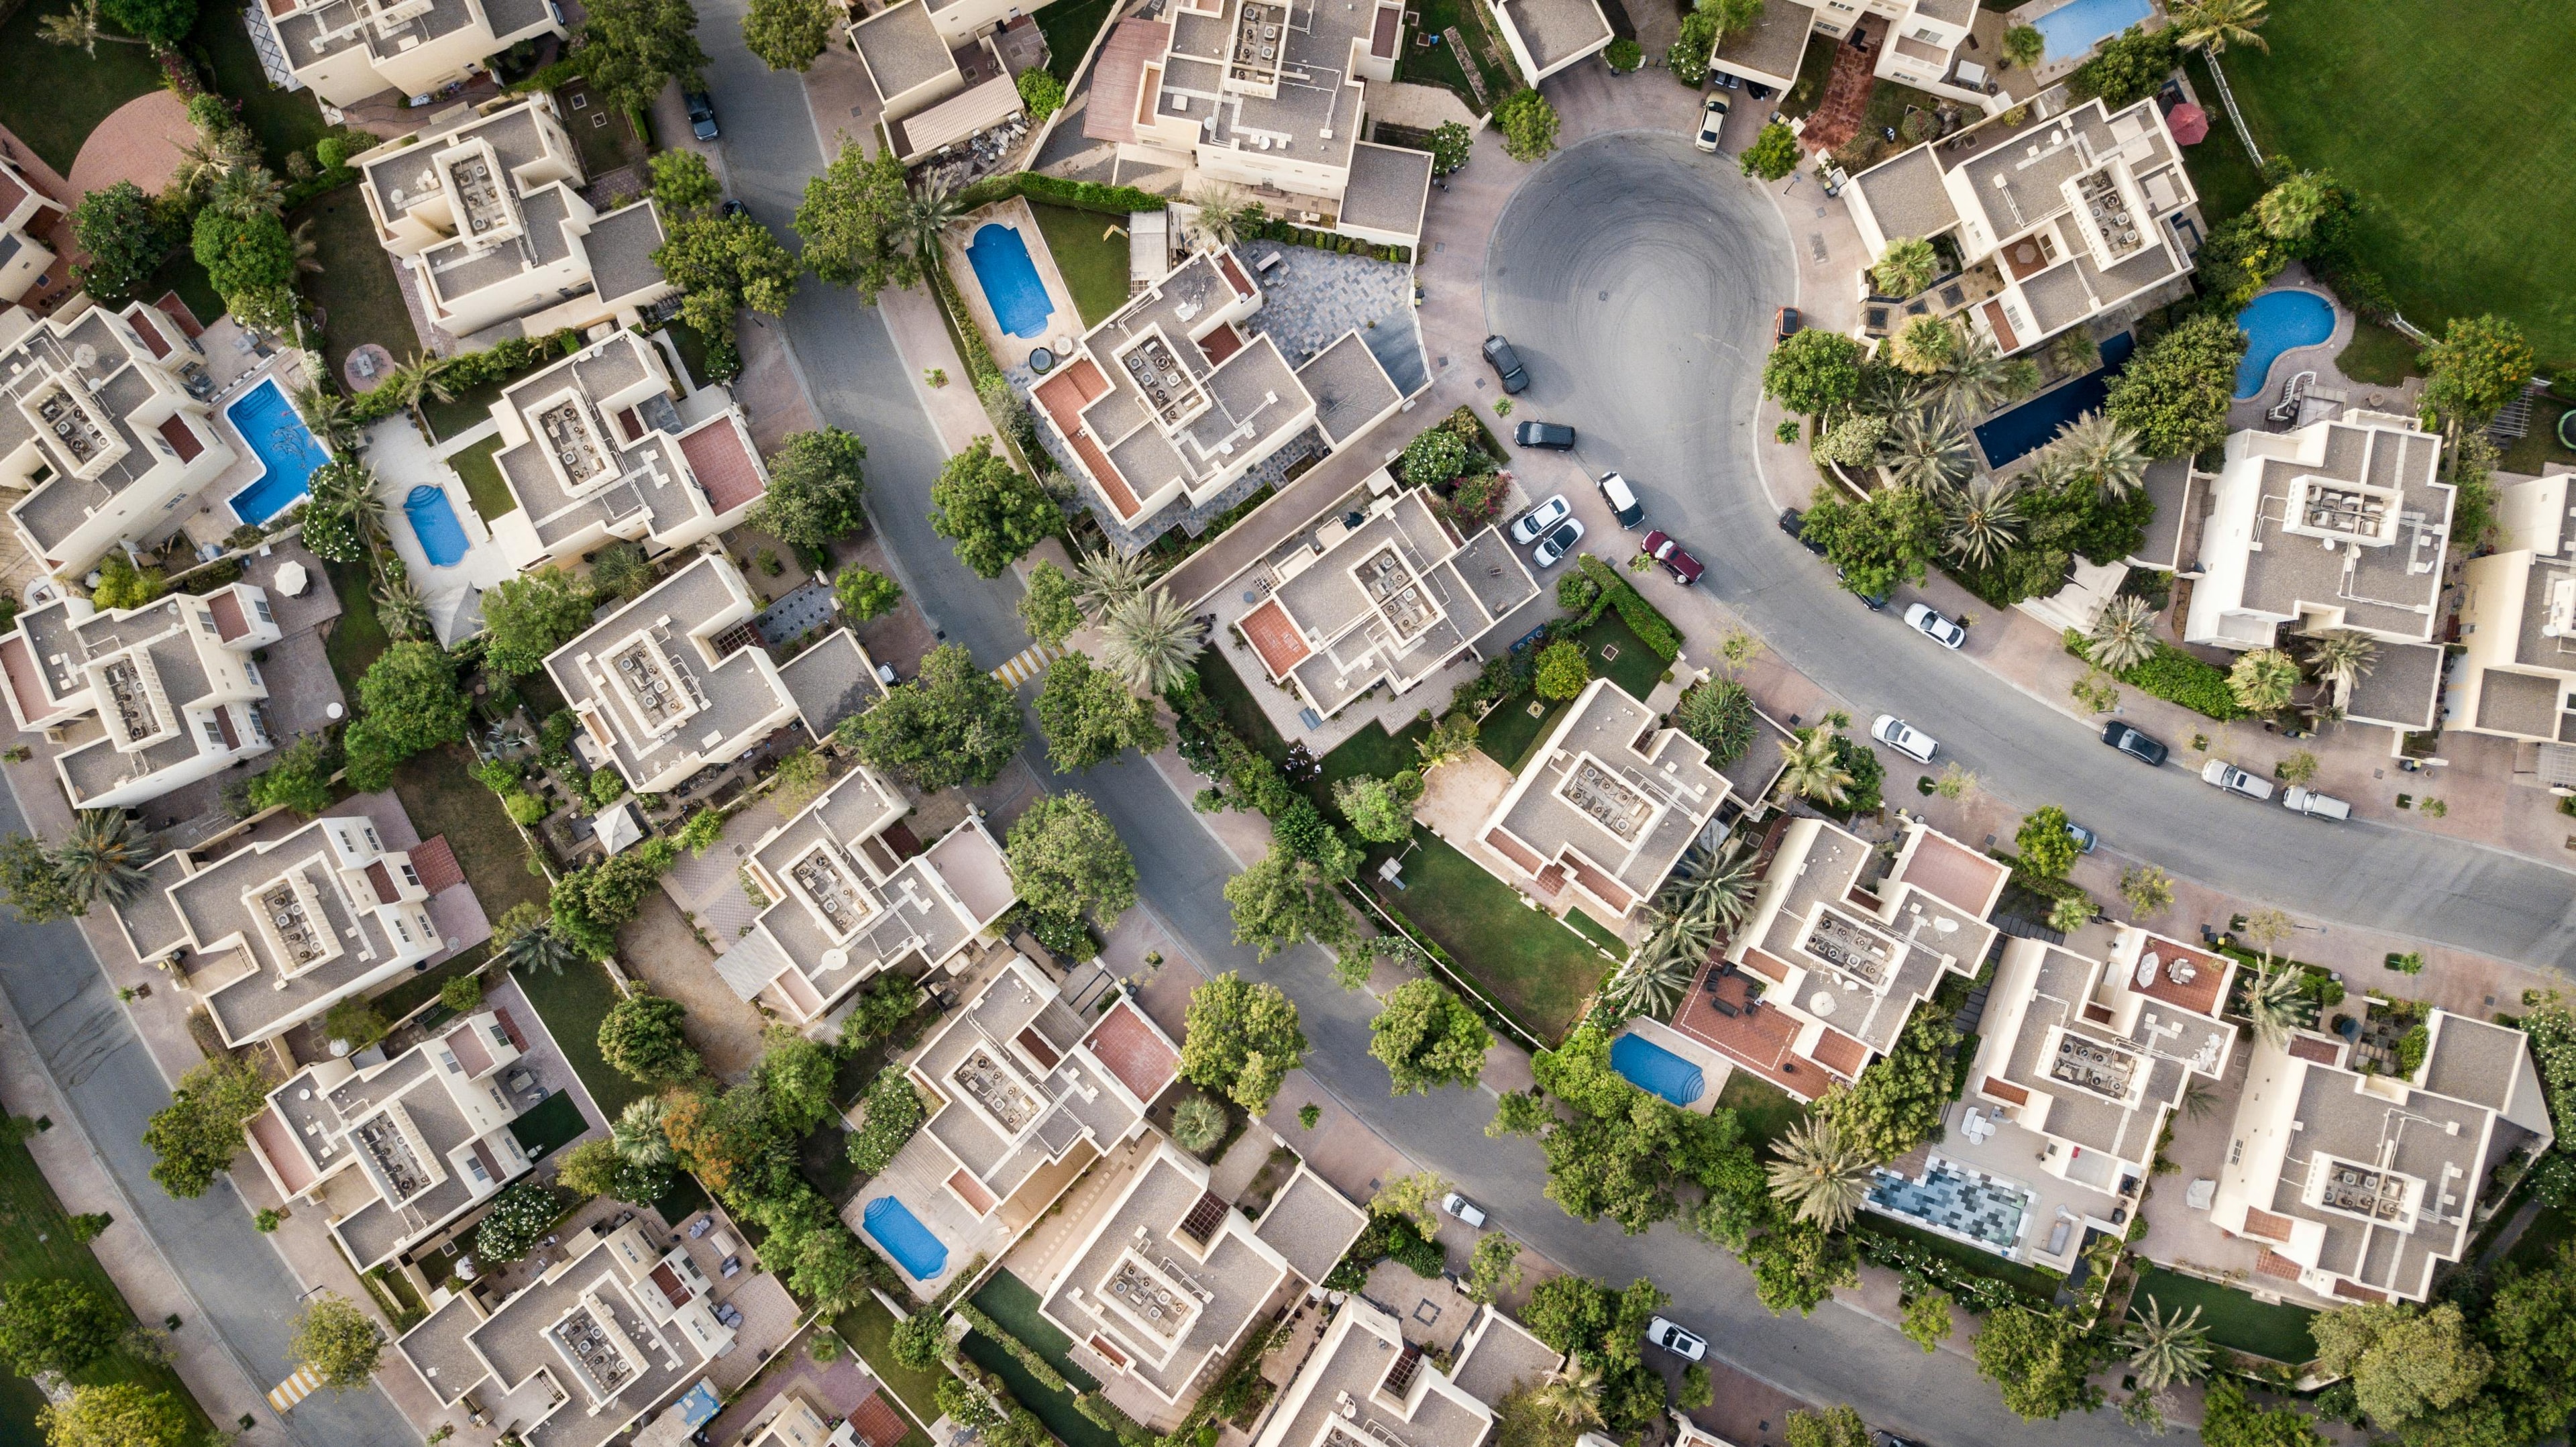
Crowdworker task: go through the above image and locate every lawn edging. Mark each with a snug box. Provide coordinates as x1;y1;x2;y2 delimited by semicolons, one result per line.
1345;880;1554;1055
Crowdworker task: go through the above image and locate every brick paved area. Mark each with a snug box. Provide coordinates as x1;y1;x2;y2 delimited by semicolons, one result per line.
66;91;197;204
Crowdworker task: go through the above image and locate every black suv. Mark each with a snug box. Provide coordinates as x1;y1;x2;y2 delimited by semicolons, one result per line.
1482;335;1529;394
1514;420;1575;449
2101;720;2170;767
1778;507;1826;556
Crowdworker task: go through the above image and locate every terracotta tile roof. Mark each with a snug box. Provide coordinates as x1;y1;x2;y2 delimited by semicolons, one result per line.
2332;1279;2387;1303
2288;1036;2342;1065
1034;357;1108;435
947;1167;998;1215
1566;855;1632;914
409;835;464;896
1982;299;2019;353
493;1006;530;1053
1674;965;1825;1100
364;859;400;904
156;414;202;463
1981;1075;2029;1106
2131;939;2228;1015
1218;252;1256;300
153;291;204;338
678;417;767;515
2254;1250;2302;1282
847;1391;911;1447
1740;948;1792;983
1485;828;1543;873
2243;1208;2294;1242
1199;321;1244;365
207;590;248;641
127;305;170;359
1241;597;1311;676
1810;1028;1872;1079
1083;1000;1179;1103
1069;430;1142;519
443;1018;493;1078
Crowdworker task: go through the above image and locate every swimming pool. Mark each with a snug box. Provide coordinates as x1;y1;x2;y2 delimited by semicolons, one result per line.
1609;1031;1706;1107
1866;1158;2033;1254
965;224;1053;339
1972;330;2137;470
2233;289;2338;400
2029;0;2153;62
223;376;332;525
404;485;469;568
862;1195;949;1281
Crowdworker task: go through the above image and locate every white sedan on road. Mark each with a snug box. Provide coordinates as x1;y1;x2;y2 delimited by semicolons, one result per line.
1647;1316;1707;1361
1872;714;1938;763
1903;602;1966;649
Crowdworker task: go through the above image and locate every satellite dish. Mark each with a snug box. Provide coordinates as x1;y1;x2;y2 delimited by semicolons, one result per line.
70;344;97;371
821;947;849;971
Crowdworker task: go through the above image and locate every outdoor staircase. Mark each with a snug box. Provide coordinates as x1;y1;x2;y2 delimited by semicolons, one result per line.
2487;379;2549;443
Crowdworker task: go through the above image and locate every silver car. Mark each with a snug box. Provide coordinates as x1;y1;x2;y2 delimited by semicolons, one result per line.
1509;494;1572;545
1533;517;1585;568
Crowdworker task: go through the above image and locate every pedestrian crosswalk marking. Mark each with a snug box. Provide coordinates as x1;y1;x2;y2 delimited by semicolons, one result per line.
992;643;1064;688
268;1365;325;1413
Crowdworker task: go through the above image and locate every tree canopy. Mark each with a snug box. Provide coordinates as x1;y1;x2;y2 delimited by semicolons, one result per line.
1034;653;1166;771
0;1279;121;1378
1493;89;1559;163
578;0;711;110
99;0;194;44
1972;1307;2104;1420
2068;24;2178;107
1018;560;1082;647
747;427;868;546
480;566;597;678
144;1057;271;1197
741;0;833;69
930;438;1057;578
1762;329;1866;416
1332;771;1421;845
1741;123;1802;181
1814;1006;1960;1161
1180;973;1305;1112
2014;806;2080;879
598;992;702;1085
38;1384;195;1447
2311;1299;2492;1432
289;1292;383;1389
649;148;724;217
2419;315;2536;428
1004;794;1138;926
842;642;1024;791
68;183;170;303
192;208;294;305
1224;847;1356;959
2106;314;2245;459
1797;483;1941;599
796;142;916;301
1368;978;1492;1095
2198;1380;2328;1447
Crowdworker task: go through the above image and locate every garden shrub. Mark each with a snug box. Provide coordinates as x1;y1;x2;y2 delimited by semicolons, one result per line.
1572;555;1681;660
848;1070;926;1173
2063;630;2249;721
955;172;1169;216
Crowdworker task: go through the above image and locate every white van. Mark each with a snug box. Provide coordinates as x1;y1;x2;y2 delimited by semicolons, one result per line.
2282;786;2352;820
1597;471;1644;528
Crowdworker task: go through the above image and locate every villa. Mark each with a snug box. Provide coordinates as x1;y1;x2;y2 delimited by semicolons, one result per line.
1;299;236;582
1489;0;1615;85
2208;1009;2552;1304
1030;249;1403;546
2184;411;2455;733
0;157;66;307
1232;485;1536;724
241;1007;538;1275
1713;0;1998;108
112;808;450;1047
718;766;1016;1032
1472;676;1730;926
478;329;767;573
1250;1293;1517;1447
352;97;672;343
2447;467;2576;749
254;0;564;111
849;0;1030;167
0;582;283;811
541;554;877;796
1841;95;2200;358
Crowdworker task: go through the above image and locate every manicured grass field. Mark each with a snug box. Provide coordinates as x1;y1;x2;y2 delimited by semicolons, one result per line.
1478;694;1566;774
449;436;516;521
1715;1071;1805;1148
322;555;388;693
392;746;549;921
2176;54;2264;226
1395;0;1515;115
508;1089;592;1158
511;953;647;1119
1026;203;1131;328
1381;830;1611;1044
294;190;417;385
1039;0;1119;82
423;378;513;442
2214;1;2576;362
554;80;645;179
2334;319;2422;387
193;4;334;164
2127;1264;2318;1364
143;253;226;333
837;1297;953;1428
0;4;160;174
2501;395;2576;476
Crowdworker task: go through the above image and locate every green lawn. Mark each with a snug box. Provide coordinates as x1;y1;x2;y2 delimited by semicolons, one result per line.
1563;908;1623;957
1775;32;1841;121
553;79;646;179
1038;0;1120;82
370;942;490;1023
512;953;647;1119
0;4;161;174
2127;1265;2318;1364
423;377;510;441
1715;1071;1805;1148
2214;1;2576;364
2502;394;2576;476
322;556;388;694
1478;694;1567;774
193;4;334;164
1567;609;1666;701
960;1329;1121;1447
1026;203;1130;328
1380;830;1611;1044
662;322;713;390
449;436;516;521
2504;1205;2572;1272
1395;0;1516;114
838;1297;953;1427
2336;319;2422;387
391;745;549;919
2176;54;2265;227
0;1133;217;1446
508;1089;592;1158
1195;652;1291;763
294;189;415;384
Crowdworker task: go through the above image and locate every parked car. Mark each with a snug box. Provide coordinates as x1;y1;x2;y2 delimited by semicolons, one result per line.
720;199;750;220
1508;494;1572;546
2282;785;2353;820
1774;305;1803;343
684;91;719;141
1482;335;1529;393
1647;1317;1707;1362
1780;506;1826;556
1440;1193;1487;1228
1872;714;1937;763
1695;93;1730;152
1902;602;1965;649
1597;471;1644;528
2066;820;2099;853
1515;419;1576;449
2201;758;2275;801
2100;720;2169;767
1533;518;1585;568
1642;530;1704;584
1837;568;1890;610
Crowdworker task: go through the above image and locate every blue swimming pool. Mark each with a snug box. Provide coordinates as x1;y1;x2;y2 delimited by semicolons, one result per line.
2029;0;2153;62
1972;330;2137;470
862;1195;949;1281
2233;289;2338;400
223;376;332;525
966;223;1053;339
1609;1032;1706;1107
404;484;469;568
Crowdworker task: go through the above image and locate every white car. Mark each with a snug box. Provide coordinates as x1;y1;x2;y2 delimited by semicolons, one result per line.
1903;602;1966;649
1508;494;1572;546
1440;1193;1487;1228
2201;758;2275;801
1693;94;1729;153
1872;714;1937;763
1646;1316;1707;1361
1532;517;1586;568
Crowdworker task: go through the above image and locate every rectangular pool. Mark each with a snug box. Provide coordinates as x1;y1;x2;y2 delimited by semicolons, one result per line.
2029;0;2153;62
862;1195;950;1281
1972;331;2135;470
223;376;332;525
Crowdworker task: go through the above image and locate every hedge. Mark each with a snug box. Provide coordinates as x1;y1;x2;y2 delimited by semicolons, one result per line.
1573;554;1682;661
2063;629;2248;721
955;1303;1073;1395
955;172;1170;216
505;54;587;93
344;328;582;425
1240;216;1412;264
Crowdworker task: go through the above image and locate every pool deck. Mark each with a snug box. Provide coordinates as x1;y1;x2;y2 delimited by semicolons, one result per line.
2223;271;2426;433
945;197;1087;372
185;347;324;540
1613;1016;1735;1115
367;414;518;647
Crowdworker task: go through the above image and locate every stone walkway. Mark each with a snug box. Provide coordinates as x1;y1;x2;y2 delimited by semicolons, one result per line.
1239;242;1428;392
1796;29;1884;155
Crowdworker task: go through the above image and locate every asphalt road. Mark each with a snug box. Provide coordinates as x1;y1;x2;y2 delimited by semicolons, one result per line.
0;785;411;1447
1481;131;2576;967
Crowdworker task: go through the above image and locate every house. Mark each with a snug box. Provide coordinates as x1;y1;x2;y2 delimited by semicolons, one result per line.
849;1;1029;166
1841;95;2199;358
352;97;672;342
241;1008;537;1273
1232;486;1536;723
396;1215;737;1447
1250;1294;1505;1447
1;299;235;581
1680;816;2000;1100
256;0;564;111
727;1387;888;1447
2184;411;2454;732
1711;1;1821;93
0;156;67;307
1035;1141;1364;1419
2448;467;2576;747
1490;0;1615;85
113;810;447;1047
1029;250;1402;545
1713;0;1999;113
716;766;1015;1030
1081;0;1438;248
2209;1010;2553;1304
541;555;873;794
0;582;283;810
480;329;767;571
1472;676;1729;925
844;955;1181;1297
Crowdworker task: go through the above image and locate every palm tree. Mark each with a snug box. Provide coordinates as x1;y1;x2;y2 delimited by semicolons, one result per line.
1602;951;1695;1019
2049;410;2149;500
2088;595;2159;672
2179;1075;2221;1122
1939;335;2035;417
499;918;577;976
1765;1116;1876;1230
1870;236;1939;298
2169;0;2267;56
373;575;430;641
1185;185;1252;250
382;352;457;417
1941;476;2024;569
305;459;387;546
1882;406;1975;494
37;0;147;54
1099;588;1201;696
287;218;325;276
2226;647;2303;714
1073;547;1156;618
1776;727;1854;807
53;810;153;910
612;1097;674;1167
2241;963;2312;1049
2302;630;2378;704
205;165;286;222
2047;893;2094;934
1532;1360;1605;1431
2119;1297;2214;1391
290;383;362;454
900;182;967;270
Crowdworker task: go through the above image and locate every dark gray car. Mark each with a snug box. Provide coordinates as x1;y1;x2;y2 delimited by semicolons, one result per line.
2101;720;2169;767
1515;420;1575;448
1483;335;1529;393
